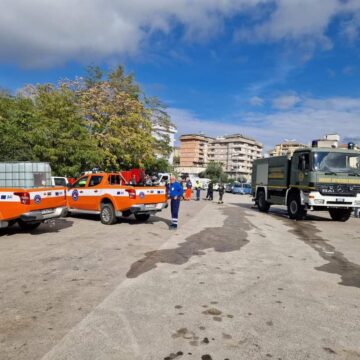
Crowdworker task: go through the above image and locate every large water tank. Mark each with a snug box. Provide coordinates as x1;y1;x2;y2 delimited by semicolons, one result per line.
0;162;52;188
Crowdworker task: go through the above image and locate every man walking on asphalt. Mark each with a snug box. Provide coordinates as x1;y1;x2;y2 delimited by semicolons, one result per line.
194;180;201;201
218;182;225;204
169;176;184;230
206;181;214;201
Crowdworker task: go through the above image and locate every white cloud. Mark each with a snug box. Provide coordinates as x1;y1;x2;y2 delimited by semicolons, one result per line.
0;0;256;68
341;9;360;43
249;96;264;106
1;0;360;68
272;94;301;110
170;95;360;150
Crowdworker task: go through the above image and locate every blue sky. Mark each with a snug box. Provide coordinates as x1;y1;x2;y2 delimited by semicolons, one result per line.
1;0;360;149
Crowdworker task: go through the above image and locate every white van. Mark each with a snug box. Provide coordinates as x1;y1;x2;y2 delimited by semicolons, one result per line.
157;173;171;185
51;176;68;187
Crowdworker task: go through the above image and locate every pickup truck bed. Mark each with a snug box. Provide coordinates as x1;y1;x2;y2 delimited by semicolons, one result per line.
0;187;67;230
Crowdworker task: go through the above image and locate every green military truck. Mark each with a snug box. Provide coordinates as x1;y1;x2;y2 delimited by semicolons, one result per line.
251;145;360;221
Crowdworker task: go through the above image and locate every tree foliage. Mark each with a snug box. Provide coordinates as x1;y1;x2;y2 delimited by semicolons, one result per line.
0;65;174;176
200;161;228;182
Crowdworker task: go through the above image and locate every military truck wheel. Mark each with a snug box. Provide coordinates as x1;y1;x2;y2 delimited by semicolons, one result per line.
100;203;117;225
18;220;41;231
257;190;270;213
134;213;150;222
287;194;307;220
329;208;352;222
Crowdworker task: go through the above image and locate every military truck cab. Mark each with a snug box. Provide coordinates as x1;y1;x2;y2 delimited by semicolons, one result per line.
252;146;360;221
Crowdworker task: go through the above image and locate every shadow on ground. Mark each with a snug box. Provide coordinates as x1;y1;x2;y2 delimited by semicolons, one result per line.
0;218;74;237
68;213;172;226
126;205;251;278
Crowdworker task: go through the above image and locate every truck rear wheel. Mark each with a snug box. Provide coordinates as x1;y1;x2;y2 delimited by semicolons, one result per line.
257;190;270;213
18;220;41;231
134;213;150;222
287;194;307;220
100;203;117;225
329;208;352;222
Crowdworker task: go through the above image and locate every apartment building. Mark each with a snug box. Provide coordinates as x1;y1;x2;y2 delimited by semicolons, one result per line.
179;134;214;167
269;140;307;157
152;124;177;164
208;134;263;180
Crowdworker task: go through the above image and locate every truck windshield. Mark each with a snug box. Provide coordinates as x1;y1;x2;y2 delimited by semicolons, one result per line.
313;152;360;173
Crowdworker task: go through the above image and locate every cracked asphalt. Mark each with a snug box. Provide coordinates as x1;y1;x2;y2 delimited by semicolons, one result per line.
1;194;360;360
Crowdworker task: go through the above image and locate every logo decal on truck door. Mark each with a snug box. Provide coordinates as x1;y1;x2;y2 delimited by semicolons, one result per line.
72;190;79;201
34;195;41;204
139;192;145;199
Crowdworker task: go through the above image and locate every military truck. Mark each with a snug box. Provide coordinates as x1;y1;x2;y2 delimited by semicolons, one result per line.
251;145;360;221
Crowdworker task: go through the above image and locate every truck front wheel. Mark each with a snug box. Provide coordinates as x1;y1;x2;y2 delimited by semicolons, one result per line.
257;190;270;213
328;208;352;222
100;203;117;225
287;194;307;220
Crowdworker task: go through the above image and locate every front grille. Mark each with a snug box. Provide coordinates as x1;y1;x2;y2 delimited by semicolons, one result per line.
317;183;360;197
327;201;352;205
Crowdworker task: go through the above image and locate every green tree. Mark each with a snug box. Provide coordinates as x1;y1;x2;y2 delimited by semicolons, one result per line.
201;161;228;182
144;157;171;174
0;93;37;161
31;84;103;176
79;81;154;170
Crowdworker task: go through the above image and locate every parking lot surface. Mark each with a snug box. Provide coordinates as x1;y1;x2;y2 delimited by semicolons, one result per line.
1;194;360;360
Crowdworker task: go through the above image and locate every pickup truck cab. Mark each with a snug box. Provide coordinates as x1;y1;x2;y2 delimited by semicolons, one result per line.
0;187;67;230
66;172;168;224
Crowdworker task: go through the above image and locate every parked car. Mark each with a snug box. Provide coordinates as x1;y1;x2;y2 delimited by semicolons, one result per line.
225;183;234;193
213;183;219;191
232;183;252;195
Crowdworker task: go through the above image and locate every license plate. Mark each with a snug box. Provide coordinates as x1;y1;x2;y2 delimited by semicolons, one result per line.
336;198;345;203
41;209;54;215
145;204;156;209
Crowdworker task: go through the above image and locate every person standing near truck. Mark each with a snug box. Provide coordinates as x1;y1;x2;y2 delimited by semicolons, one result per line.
185;178;192;201
218;182;225;204
169;176;184;229
194;180;201;201
206;181;214;201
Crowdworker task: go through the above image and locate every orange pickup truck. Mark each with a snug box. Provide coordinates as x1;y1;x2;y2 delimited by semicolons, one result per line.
66;172;168;224
0;187;67;230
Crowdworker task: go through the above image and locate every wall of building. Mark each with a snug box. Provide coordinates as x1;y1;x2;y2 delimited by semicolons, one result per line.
208;135;263;180
179;134;213;167
269;142;306;157
179;133;263;181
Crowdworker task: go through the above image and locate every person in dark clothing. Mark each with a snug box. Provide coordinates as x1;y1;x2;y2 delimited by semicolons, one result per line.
169;176;184;229
206;181;214;201
218;182;225;204
194;180;201;201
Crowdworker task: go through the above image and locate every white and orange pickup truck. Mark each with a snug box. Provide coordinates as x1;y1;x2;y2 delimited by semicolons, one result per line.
0;187;67;230
66;172;168;224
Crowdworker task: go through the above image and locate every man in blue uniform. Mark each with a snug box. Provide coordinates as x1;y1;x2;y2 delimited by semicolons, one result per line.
169;175;184;229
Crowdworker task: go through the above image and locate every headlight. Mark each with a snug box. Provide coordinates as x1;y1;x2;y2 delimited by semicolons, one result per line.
314;199;325;204
354;200;360;205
